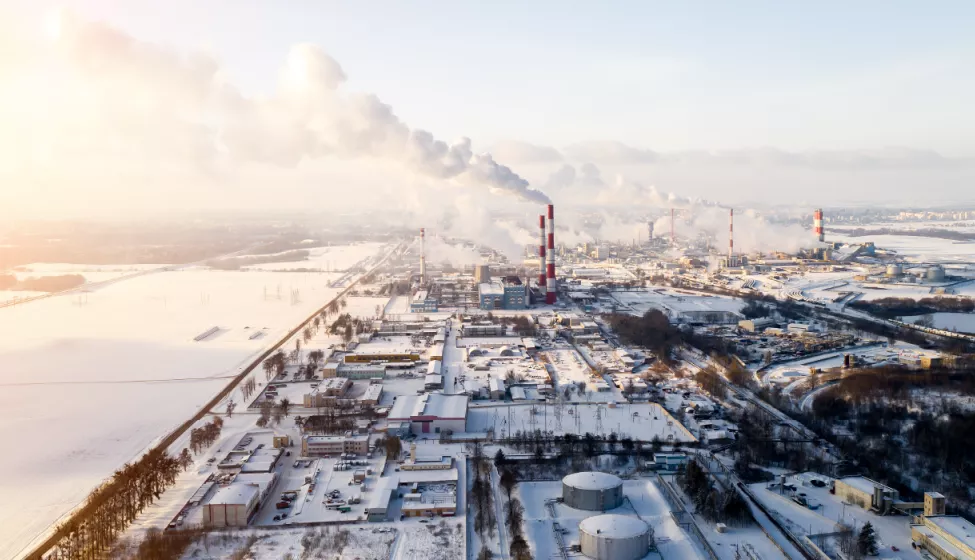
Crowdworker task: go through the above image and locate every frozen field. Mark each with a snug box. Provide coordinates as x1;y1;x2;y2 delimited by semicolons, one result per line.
830;233;975;263
901;312;975;334
0;242;388;560
466;403;696;442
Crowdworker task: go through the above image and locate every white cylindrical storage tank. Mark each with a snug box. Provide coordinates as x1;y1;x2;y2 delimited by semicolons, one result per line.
562;472;623;511
579;514;650;560
886;263;903;277
927;265;945;282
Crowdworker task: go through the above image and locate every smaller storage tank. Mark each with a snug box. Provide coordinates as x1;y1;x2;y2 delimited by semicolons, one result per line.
579;514;650;560
886;263;904;277
927;265;946;282
562;472;623;511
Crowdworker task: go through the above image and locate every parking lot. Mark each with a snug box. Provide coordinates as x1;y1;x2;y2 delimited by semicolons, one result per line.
253;452;385;525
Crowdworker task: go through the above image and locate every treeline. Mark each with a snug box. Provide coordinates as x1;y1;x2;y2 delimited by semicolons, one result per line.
494;464;532;560
189;417;223;454
498;315;537;336
842;227;975;241
45;448;192;559
679;459;752;525
0;273;86;292
851;296;975;318
469;443;498;558
606;310;683;363
206;249;310;270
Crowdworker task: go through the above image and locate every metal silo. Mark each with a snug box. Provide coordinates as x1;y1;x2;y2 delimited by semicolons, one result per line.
562;472;623;511
579;514;650;560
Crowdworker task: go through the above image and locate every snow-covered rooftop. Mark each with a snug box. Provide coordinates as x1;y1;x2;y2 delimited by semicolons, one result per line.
563;471;622;491
578;514;649;538
209;482;259;506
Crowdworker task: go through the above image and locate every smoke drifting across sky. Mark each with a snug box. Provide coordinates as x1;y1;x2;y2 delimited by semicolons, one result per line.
0;11;549;214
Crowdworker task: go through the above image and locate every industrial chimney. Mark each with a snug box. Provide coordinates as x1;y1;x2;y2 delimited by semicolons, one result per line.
538;215;547;298
419;228;426;283
814;209;825;242
729;208;734;260
546;204;557;304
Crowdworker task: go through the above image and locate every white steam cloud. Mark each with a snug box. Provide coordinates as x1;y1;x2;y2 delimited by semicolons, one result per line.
5;12;549;204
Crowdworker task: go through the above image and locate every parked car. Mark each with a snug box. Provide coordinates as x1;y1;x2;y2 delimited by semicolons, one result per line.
276;501;290;509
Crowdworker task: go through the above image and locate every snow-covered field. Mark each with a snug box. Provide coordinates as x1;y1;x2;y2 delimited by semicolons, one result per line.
0;242;389;560
901;312;975;334
466;403;696;442
830;233;975;263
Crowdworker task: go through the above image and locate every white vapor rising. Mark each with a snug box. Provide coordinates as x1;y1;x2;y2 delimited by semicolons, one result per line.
651;207;815;254
1;12;548;205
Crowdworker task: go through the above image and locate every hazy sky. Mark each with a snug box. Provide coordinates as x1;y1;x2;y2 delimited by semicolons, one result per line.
4;1;975;216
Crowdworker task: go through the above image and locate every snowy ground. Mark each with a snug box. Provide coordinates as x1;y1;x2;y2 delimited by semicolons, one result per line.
748;474;923;559
761;341;936;387
466;402;696;442
829;232;975;263
901;312;975;334
516;479;703;560
0;242;389;560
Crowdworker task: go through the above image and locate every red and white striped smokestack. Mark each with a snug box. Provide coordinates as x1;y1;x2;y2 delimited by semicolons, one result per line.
420;228;426;283
546;204;556;304
538;215;547;295
729;208;734;260
814;209;825;242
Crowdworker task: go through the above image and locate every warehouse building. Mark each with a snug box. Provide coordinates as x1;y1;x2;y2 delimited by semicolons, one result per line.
833;476;899;513
203;483;260;527
387;393;469;436
912;513;975;560
366;476;398;522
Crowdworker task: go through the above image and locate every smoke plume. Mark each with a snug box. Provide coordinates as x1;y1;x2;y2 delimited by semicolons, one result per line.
5;12;549;204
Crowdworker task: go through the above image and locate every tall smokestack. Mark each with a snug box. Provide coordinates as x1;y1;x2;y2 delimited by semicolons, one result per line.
648;221;654;241
814;209;825;242
420;228;426;283
729;208;734;260
546;204;556;304
670;209;676;246
538;215;547;296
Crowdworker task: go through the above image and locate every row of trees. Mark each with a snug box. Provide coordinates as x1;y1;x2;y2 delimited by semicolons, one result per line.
498;468;532;560
188;417;223;454
678;458;751;526
851;295;975;318
606;310;683;363
47;448;191;559
469;442;498;557
256;398;292;428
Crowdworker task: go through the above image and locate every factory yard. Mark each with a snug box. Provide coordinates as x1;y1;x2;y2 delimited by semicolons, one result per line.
516;479;703;560
466;402;695;442
0;242;389;560
748;474;923;559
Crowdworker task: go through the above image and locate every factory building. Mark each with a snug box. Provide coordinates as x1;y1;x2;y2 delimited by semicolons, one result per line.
203;483;261;527
300;434;369;457
478;276;528;310
578;514;651;560
387;393;469;436
562;472;624;511
912;494;975;560
833;476;899;514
